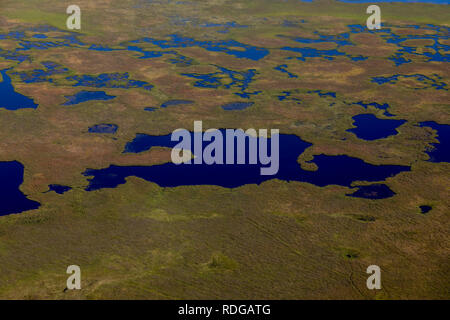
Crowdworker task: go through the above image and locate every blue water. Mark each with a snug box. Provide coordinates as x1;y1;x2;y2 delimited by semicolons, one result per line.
133;34;269;61
47;184;72;194
85;131;410;192
274;64;298;78
0;69;38;110
347;114;406;140
372;74;447;90
0;161;41;216
419;205;432;213
2;21;446;69
419;121;450;162
347;23;449;66
277;89;337;103
0;48;29;63
88;124;118;134
89;45;116;51
308;90;336;98
221;102;254;110
67;72;153;90
12;62;154;92
62;90;116;106
123;132;175;154
161;100;194;108
346;184;396;199
182;66;261;98
126;45;175;59
17;40;70;51
352;101;394;117
32;34;48;39
13;61;68;83
6;31;25;40
282;46;367;62
278;90;301;103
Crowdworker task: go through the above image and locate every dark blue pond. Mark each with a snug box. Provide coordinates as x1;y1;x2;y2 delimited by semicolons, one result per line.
221;102;254;110
88;124;118;134
0;69;38;110
89;45;116;51
123;132;175;153
32;34;48;39
84;131;410;192
0;161;41;216
62;90;116;106
346;184;396;199
126;45;174;59
46;184;72;194
347;114;406;140
419;205;432;214
161;100;194;108
419;121;450;162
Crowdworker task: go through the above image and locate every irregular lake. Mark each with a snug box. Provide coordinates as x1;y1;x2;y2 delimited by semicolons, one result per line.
84;131;410;193
46;184;72;194
0;69;38;110
62;90;116;106
347;114;406;140
419;205;432;214
0;161;40;216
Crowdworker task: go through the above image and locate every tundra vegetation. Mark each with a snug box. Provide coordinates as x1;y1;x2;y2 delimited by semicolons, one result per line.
0;0;448;299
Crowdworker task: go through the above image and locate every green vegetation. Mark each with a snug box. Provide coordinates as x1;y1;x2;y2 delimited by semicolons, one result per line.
0;0;448;299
